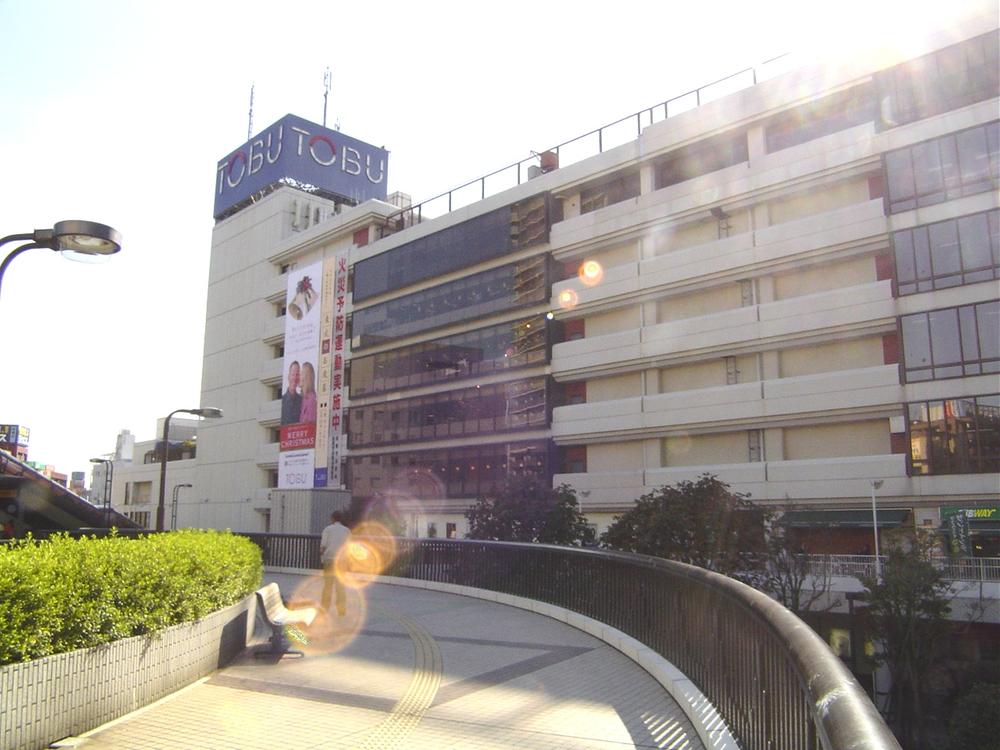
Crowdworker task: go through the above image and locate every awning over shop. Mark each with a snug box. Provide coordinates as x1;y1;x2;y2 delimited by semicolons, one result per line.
778;509;911;529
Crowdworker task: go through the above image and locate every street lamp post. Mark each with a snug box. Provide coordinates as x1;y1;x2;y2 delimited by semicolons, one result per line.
1;220;122;300
871;479;884;579
156;407;222;532
89;457;114;527
171;483;192;530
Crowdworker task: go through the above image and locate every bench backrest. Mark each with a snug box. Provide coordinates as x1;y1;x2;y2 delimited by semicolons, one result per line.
256;583;287;623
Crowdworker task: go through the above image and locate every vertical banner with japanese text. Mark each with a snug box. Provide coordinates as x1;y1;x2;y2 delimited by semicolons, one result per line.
328;254;349;486
278;260;323;488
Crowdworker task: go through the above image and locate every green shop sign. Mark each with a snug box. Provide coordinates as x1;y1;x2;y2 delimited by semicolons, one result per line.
940;506;999;521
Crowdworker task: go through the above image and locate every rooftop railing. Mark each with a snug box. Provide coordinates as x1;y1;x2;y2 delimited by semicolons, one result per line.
243;533;900;750
381;54;792;236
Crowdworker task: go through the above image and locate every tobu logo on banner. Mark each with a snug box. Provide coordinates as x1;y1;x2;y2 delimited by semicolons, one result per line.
214;114;388;219
278;260;323;489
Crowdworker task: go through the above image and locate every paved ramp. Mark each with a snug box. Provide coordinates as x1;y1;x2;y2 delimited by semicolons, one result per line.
74;573;704;749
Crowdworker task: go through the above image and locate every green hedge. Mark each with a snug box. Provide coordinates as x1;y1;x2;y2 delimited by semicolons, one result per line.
0;530;262;665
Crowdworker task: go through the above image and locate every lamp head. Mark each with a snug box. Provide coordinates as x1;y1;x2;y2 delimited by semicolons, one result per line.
52;220;122;256
191;407;223;419
90;458;107;464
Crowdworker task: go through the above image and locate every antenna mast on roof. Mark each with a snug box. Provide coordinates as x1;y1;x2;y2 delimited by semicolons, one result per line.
323;68;331;128
247;83;255;141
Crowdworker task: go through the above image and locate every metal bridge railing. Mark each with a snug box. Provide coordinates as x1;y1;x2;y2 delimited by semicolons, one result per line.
242;533;900;750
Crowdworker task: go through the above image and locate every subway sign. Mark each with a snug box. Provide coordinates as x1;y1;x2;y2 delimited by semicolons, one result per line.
214;114;388;219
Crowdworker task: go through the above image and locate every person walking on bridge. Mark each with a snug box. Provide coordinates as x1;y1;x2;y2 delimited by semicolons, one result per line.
320;511;351;616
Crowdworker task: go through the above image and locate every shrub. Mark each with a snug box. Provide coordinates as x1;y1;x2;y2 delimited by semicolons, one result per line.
0;530;262;665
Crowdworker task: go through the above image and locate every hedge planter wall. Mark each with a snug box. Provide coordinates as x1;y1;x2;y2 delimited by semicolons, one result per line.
0;531;262;749
0;595;255;750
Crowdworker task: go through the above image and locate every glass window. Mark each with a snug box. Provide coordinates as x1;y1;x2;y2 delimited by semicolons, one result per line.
346;440;551;499
765;84;875;152
877;31;1000;128
891;209;1000;294
354;195;550;302
907;394;1000;475
350;315;550;397
902;301;1000;381
655;130;748;190
885;122;1000;214
351;257;548;349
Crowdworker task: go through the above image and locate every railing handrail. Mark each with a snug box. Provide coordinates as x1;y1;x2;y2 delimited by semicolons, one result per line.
242;533;900;750
382;54;791;233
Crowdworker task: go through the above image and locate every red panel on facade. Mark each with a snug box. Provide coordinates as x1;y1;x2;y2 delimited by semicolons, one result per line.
353;227;369;247
882;333;900;365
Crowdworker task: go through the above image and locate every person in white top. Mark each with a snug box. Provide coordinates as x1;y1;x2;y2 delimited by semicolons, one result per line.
320;511;351;615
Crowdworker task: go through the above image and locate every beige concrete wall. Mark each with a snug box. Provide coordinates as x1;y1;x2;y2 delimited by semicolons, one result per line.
783;419;890;460
662;431;748;466
779;336;885;377
660;360;728;392
587;372;643;402
586;241;638;270
586;305;641;336
588;442;645;471
657;283;743;322
653;212;751;256
658;354;758;392
766;176;871;225
773;255;875;300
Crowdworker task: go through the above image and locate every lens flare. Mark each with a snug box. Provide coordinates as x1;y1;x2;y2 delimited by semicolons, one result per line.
288;573;369;655
578;260;603;286
334;521;399;590
558;288;579;310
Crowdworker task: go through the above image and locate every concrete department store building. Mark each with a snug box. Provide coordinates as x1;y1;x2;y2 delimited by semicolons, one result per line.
195;9;999;550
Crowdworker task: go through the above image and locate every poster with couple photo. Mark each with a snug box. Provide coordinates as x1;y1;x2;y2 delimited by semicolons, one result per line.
279;260;322;489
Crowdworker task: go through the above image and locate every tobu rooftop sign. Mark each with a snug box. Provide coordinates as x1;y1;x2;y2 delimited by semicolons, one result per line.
214;114;388;219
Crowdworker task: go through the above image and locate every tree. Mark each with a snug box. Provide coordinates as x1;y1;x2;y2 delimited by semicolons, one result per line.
600;474;765;573
743;528;838;616
465;477;595;546
859;532;952;750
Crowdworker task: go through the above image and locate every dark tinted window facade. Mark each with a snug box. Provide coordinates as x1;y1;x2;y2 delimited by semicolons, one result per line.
353;195;549;303
350;316;549;397
346;440;550;499
908;394;1000;475
901;301;1000;381
893;209;1000;295
655;130;748;190
351;257;548;349
349;377;549;448
581;171;641;214
884;121;999;213
765;84;875;152
877;31;999;129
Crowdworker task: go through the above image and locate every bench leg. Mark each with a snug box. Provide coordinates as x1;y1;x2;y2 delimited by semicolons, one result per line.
253;624;306;658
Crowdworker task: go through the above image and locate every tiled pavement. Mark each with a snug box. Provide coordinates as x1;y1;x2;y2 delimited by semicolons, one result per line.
70;572;704;749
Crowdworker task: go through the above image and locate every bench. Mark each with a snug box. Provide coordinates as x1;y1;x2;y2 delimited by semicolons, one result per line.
254;582;319;658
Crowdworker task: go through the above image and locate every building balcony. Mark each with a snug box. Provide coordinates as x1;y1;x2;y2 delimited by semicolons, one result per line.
255;442;279;467
258;399;281;425
552;280;895;379
556;453;910;511
259;357;283;383
262;314;286;343
552;365;902;442
551;198;887;313
549;122;879;255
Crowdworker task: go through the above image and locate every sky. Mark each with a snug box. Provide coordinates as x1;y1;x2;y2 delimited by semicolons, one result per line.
0;0;985;484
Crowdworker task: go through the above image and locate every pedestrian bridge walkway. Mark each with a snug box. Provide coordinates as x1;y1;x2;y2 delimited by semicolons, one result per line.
77;572;704;749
